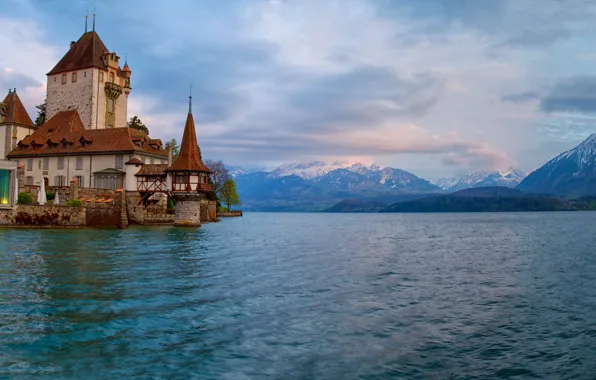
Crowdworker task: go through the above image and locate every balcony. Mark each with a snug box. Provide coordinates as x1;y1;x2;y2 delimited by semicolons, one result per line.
104;82;123;99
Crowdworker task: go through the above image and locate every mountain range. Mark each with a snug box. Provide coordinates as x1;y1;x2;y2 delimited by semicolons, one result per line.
431;168;526;192
230;133;596;211
232;162;525;211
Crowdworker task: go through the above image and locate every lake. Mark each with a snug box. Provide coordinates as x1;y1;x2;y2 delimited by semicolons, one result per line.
1;212;596;379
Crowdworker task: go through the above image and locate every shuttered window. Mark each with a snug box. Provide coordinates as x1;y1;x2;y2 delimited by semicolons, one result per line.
76;176;85;187
43;158;49;170
57;157;64;170
27;159;32;171
54;176;66;186
76;157;83;170
115;154;123;169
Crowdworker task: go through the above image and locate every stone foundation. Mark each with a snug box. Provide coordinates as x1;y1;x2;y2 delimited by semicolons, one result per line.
173;193;204;227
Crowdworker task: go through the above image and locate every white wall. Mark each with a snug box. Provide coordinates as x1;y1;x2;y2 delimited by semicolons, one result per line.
16;152;166;191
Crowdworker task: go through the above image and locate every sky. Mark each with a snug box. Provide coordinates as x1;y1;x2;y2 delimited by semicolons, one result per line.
2;0;596;179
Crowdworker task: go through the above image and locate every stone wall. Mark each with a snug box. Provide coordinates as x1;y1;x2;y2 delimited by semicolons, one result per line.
218;211;243;217
0;205;87;226
144;213;175;224
125;191;145;225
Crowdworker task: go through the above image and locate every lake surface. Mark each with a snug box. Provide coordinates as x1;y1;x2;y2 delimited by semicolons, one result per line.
2;212;596;379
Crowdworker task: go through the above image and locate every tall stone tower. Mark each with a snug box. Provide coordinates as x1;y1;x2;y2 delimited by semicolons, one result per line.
45;30;132;130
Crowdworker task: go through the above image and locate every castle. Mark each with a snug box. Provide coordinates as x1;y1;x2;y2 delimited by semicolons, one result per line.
0;21;213;227
1;26;168;193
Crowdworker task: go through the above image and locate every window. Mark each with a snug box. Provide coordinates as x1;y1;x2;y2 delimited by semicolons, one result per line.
43;158;49;170
141;157;146;164
27;159;32;171
54;77;57;83
99;72;104;82
107;98;114;113
84;71;87;78
62;73;67;84
54;175;66;187
150;158;155;164
76;175;85;187
57;157;64;170
109;72;114;83
25;176;33;185
72;72;77;83
115;154;123;169
38;161;41;169
76;157;83;170
95;175;122;190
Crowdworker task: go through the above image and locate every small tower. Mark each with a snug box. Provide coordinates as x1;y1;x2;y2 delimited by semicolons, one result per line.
166;93;212;227
0;89;36;160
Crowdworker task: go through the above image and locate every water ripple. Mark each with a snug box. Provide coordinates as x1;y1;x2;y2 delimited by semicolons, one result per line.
1;212;596;379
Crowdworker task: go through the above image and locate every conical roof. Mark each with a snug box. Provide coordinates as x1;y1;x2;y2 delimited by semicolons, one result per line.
167;103;211;172
47;31;109;75
0;90;35;128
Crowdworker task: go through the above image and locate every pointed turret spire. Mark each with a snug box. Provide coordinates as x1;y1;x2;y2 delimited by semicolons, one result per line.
166;92;211;173
189;84;192;114
85;10;88;33
92;7;96;31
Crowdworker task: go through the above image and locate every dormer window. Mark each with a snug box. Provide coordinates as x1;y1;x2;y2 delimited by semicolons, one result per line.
79;136;93;147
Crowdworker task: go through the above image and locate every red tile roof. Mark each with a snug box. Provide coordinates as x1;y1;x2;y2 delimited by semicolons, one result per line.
7;110;168;158
0;90;36;128
48;31;110;75
135;164;168;176
167;111;211;172
125;157;144;165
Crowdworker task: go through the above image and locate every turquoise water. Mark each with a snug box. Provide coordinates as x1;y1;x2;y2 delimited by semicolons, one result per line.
2;212;596;379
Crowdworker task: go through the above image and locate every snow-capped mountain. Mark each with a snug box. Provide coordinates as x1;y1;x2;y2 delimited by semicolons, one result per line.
268;161;382;179
517;133;596;197
268;161;350;179
227;165;248;178
477;168;526;188
432;168;526;192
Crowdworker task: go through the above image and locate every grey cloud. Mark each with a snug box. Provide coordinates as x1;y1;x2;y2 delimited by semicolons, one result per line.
0;70;40;93
501;91;540;104
540;76;596;113
288;67;444;129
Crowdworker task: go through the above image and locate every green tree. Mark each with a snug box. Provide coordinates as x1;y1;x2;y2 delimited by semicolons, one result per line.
127;116;149;135
35;99;46;127
220;178;240;211
166;138;180;155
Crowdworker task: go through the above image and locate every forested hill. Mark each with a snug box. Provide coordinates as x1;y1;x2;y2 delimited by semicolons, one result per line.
380;187;583;213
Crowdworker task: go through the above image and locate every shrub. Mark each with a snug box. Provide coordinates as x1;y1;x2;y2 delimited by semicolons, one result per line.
46;191;55;201
17;192;33;205
66;199;83;207
167;197;175;210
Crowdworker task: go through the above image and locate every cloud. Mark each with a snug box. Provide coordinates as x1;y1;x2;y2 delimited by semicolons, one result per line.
540;76;596;113
501;91;540;104
5;0;596;178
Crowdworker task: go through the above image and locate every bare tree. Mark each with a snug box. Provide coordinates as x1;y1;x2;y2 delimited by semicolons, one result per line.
204;159;230;196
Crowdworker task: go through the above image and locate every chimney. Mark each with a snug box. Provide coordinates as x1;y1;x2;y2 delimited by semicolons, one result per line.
70;41;76;48
166;143;173;166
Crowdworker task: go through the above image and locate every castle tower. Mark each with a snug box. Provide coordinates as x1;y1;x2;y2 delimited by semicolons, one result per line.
166;94;212;227
0;89;37;160
45;30;132;130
